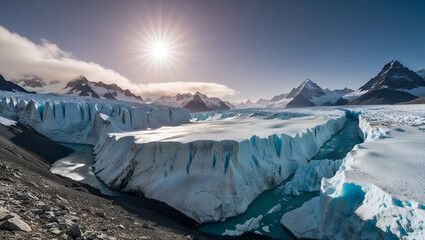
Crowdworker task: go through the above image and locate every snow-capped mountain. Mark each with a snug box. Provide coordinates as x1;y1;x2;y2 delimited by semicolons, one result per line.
266;79;353;108
153;92;232;113
286;79;326;99
236;98;270;109
349;60;425;105
64;76;143;102
359;60;425;92
0;74;33;93
12;75;144;103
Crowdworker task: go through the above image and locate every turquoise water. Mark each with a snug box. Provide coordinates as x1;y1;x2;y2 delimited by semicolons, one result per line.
199;117;363;239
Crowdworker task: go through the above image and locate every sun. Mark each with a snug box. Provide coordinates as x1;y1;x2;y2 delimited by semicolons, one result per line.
151;41;170;60
126;5;192;75
132;25;184;71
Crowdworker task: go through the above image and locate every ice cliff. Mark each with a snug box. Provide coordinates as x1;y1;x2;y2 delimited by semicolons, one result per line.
92;110;346;223
0;91;191;144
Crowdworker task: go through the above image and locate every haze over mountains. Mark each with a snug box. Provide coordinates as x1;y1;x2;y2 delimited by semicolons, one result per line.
2;60;425;112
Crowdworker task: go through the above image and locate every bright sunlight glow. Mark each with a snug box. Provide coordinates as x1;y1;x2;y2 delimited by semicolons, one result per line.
127;6;191;75
151;41;169;60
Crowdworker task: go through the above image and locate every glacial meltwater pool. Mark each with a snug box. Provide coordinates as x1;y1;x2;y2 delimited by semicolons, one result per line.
50;143;123;196
199;117;363;239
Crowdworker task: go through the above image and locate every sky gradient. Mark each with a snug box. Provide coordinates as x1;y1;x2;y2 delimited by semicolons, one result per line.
1;0;425;102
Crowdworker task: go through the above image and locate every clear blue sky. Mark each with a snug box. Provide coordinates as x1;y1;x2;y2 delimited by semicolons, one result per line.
1;0;425;101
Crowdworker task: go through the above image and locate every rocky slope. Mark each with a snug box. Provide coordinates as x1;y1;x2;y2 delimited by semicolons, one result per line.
0;75;32;94
397;95;425;104
348;88;418;105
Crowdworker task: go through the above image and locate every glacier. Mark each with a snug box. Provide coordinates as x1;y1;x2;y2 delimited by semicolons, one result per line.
4;90;425;239
92;109;346;223
0;91;191;144
0;90;347;224
282;105;425;240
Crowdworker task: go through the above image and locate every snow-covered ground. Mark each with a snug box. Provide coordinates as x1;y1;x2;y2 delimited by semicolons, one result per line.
282;104;425;239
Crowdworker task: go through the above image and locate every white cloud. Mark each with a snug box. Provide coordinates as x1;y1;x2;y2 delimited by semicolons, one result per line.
0;25;236;98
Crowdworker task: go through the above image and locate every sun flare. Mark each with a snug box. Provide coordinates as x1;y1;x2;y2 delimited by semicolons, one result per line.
151;41;170;60
125;5;193;77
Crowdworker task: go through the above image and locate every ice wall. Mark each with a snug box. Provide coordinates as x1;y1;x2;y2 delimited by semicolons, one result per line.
92;114;346;223
0;92;191;144
282;159;342;195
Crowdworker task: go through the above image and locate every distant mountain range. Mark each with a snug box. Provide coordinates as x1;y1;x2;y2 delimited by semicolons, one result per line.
236;98;270;109
238;79;355;109
236;60;425;108
12;75;144;103
2;74;234;112
153;92;233;113
2;59;425;112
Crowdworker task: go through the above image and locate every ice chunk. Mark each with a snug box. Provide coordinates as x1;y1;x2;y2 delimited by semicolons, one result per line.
266;204;281;215
281;197;320;239
283;159;342;195
262;226;270;233
222;215;263;236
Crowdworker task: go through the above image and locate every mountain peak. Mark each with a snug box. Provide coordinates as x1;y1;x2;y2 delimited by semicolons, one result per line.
194;91;208;98
74;75;89;84
300;78;320;90
359;60;425;92
390;60;403;68
303;78;313;83
381;60;404;73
